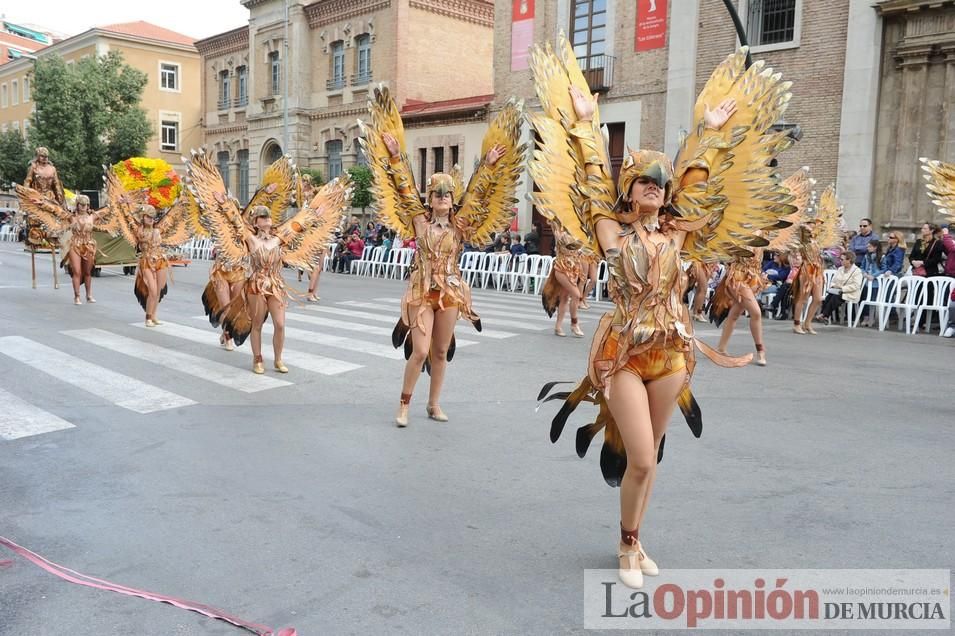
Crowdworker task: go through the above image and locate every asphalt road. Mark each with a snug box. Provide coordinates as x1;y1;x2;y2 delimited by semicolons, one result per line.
0;242;952;635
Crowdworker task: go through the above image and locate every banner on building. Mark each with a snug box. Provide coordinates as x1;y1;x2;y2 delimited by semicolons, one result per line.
511;0;535;71
635;0;667;51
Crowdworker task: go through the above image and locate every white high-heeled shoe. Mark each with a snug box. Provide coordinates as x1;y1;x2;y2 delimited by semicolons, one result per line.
618;544;644;589
637;541;659;576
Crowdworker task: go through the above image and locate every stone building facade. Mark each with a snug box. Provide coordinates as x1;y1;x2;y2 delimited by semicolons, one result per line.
198;0;495;205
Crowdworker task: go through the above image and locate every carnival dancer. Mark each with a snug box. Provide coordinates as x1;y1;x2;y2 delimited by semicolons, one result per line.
532;40;798;589
579;250;600;309
791;185;842;335
187;151;351;374
542;219;586;337
360;86;525;427
710;169;812;365
13;188;115;304
20;147;66;288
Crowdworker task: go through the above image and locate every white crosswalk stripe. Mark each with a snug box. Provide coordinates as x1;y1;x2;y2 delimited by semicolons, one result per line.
64;328;291;393
283;310;478;347
370;297;591;324
339;300;547;332
0;335;195;414
0;387;75;440
305;305;516;339
140;321;363;376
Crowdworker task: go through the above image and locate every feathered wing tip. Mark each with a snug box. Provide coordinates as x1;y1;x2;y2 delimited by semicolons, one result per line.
537;380;571;402
202;281;223;327
447;334;456;362
403;334;413;361
656;434;666;464
391;318;410;349
219;294;252;347
919;157;955;218
678;386;703;438
813;184;844;249
472;318;482;333
707;277;732;328
600;441;627;487
546;376;594;443
541;271;560;317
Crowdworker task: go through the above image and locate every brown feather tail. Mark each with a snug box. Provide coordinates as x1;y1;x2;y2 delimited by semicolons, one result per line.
134;271;148;311
547;376;594;443
219;293;252;346
392;318;410;349
707;277;732;327
599;404;627;487
541;271;560;317
202;281;224;327
678;386;703;438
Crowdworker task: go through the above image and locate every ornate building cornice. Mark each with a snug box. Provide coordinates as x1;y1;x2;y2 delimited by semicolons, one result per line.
204;124;249;136
408;0;494;28
195;26;249;57
305;0;392;28
876;0;955;16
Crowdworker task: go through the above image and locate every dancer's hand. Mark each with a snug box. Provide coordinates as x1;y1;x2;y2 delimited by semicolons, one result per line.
382;133;400;158
703;98;737;131
569;85;597;122
485;144;506;166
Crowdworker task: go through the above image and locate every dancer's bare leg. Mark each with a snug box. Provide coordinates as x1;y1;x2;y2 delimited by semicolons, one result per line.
81;255;95;301
68;250;82;302
267;295;286;368
427;307;458;418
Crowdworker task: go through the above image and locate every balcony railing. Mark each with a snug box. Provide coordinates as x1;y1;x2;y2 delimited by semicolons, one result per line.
351;71;372;86
217;98;230;110
577;54;615;93
326;76;346;91
234;95;248;108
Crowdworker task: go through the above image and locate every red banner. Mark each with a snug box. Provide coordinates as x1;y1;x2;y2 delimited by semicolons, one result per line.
635;0;667;52
511;0;535;71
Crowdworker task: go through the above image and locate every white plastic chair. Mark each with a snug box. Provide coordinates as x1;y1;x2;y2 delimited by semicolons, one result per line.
482;253;511;290
529;256;554;295
913;276;954;336
879;276;927;334
593;259;610;302
348;245;373;275
462;252;489;287
849;278;886;328
506;254;529;293
323;243;338;271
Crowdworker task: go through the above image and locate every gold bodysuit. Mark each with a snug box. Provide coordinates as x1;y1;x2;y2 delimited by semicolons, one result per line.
552;230;584;285
400;220;478;332
137;227;169;271
69;214;98;261
710;249;767;317
246;241;286;299
793;231;823;305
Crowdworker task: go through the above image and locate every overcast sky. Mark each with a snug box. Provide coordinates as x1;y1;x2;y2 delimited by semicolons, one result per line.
2;0;249;41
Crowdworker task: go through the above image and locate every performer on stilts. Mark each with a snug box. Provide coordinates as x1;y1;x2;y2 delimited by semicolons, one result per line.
533;40;798;589
21;147;65;289
187;151;351;374
360;86;525;428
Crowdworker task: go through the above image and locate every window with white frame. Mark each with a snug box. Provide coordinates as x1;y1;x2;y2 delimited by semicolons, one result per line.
12;120;20;134
217;151;230;191
22;76;30;101
1;83;7;108
355;35;371;84
330;41;345;90
269;51;281;95
218;70;231;109
237;149;250;204
236;66;248;106
11;80;18;105
160;119;179;152
745;0;801;49
160;62;179;91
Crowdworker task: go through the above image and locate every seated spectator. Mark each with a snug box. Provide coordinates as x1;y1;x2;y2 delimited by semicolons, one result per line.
339;231;365;273
820;251;864;324
880;231;906;276
510;233;526;257
940;225;955;278
758;252;790;309
859;239;884;327
524;228;540;255
910;222;943;277
770;253;801;320
849;219;879;265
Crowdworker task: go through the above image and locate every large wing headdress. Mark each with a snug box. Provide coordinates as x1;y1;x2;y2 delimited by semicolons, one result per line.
920;158;955;219
155;190;199;248
98;167;147;247
527;36;608;256
675;48;798;262
455;99;526;246
246;156;297;225
278;174;354;271
767;167;814;251
811;185;844;250
185;150;251;268
358;85;425;238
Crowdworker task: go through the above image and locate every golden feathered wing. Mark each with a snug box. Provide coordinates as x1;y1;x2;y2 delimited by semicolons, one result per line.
279;174;354;271
527;35;608;256
14;184;71;234
246;156;297;225
813;185;844;249
98;167;145;248
156;189;198;248
185;150;250;268
767;167;814;251
358;85;425;238
676;48;798;262
920;158;955;219
455;99;526;246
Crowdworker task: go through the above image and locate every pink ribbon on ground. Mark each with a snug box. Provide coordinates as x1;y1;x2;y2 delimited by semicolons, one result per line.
0;535;296;636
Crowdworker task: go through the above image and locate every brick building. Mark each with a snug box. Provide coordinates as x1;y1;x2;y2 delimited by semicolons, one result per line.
493;0;955;240
198;0;495;205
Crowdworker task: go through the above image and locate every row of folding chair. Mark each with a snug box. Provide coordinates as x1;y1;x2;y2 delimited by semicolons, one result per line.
850;275;953;335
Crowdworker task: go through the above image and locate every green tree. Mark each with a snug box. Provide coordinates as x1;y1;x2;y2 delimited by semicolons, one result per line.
30;51;153;190
300;167;324;187
347;164;373;211
0;130;33;189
